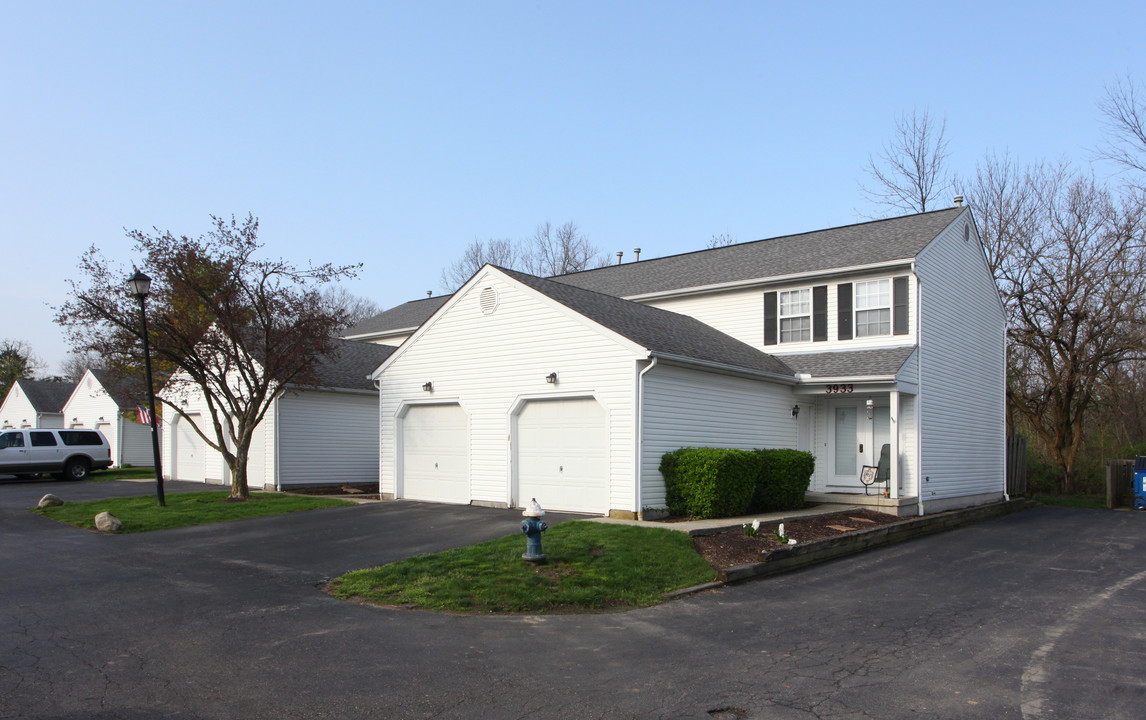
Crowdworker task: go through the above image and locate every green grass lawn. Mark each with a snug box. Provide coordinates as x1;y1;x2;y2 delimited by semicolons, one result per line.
329;520;717;614
87;467;158;482
33;491;354;532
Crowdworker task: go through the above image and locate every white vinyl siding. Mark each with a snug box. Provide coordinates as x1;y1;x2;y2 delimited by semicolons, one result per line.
915;214;1007;505
645;275;915;355
61;371;156;468
380;269;641;513
0;388;63;429
277;390;379;487
640;363;796;510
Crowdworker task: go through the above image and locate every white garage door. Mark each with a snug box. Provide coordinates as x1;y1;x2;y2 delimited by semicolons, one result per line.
516;398;608;514
174;415;205;483
401;404;468;504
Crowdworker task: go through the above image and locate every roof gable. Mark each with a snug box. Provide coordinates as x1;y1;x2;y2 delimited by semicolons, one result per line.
495;267;794;377
15;380;76;414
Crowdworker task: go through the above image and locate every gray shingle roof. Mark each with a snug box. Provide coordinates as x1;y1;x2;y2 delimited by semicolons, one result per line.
498;267;795;377
89;369;148;409
302;338;397;391
347;208;963;337
779;347;916;379
553;208;963;297
343;296;449;339
16;380;77;413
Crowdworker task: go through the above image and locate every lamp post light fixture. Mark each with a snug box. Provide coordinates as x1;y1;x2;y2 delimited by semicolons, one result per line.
128;268;165;507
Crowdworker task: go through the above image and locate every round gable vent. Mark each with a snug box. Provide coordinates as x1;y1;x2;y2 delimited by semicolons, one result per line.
479;286;499;315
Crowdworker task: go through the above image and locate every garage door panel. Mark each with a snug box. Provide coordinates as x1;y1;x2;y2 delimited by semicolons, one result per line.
175;415;205;483
402;404;468;504
517;398;607;514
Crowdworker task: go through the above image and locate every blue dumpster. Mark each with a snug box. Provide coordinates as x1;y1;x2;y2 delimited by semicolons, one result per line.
1134;457;1146;510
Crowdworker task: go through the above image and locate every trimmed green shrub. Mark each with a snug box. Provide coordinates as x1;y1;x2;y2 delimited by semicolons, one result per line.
750;449;815;512
659;448;759;519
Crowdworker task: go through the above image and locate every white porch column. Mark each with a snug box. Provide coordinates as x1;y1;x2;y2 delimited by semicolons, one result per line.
889;390;900;499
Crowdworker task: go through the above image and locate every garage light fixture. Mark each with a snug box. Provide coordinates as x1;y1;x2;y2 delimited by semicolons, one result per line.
791;404;799;418
422;381;433;392
865;398;874;420
545;372;557;384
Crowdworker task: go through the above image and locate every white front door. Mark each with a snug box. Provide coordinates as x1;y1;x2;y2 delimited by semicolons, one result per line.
828;400;890;492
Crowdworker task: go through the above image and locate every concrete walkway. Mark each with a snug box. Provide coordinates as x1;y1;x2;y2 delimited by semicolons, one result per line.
590;502;859;535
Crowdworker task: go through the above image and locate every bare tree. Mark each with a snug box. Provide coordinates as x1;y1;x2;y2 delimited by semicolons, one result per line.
707;232;737;249
59;351;105;382
321;286;382;329
439;222;606;291
975;163;1146;493
439;237;520;291
521;221;609;276
1096;74;1146;185
861;108;954;215
56;214;360;499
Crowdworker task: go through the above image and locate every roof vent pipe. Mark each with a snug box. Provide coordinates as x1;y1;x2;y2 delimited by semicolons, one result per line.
426;290;432;298
953;195;964;207
633;247;641;262
616;251;623;265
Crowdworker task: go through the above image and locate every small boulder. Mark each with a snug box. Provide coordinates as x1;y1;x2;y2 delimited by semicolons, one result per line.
94;511;123;532
37;494;64;508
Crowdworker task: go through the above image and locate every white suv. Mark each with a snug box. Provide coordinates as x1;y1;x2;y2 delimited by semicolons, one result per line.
0;428;113;480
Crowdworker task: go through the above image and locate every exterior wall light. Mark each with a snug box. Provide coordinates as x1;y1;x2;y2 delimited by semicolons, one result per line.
545;372;557;384
866;398;874;420
422;382;433;392
791;404;800;418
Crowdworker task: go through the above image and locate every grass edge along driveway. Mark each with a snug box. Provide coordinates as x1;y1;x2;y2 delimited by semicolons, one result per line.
329;520;717;614
32;491;354;532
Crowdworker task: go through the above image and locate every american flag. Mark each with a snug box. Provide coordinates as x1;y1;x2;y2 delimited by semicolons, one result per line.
136;405;152;425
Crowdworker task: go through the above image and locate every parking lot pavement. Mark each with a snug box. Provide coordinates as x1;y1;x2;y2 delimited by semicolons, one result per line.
2;490;1145;719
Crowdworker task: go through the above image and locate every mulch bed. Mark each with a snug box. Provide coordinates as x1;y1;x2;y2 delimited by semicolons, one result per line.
690;509;908;570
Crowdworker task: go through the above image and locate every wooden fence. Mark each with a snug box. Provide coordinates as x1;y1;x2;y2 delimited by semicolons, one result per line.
1006;434;1028;497
1107;460;1134;509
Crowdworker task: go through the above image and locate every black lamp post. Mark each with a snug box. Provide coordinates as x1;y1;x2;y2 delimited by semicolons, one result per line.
128;269;165;507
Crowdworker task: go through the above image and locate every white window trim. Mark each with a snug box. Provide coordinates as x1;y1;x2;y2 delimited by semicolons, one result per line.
779;288;811;343
855;279;891;338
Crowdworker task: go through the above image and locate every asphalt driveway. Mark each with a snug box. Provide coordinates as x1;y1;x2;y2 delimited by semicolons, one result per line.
2;480;1145;719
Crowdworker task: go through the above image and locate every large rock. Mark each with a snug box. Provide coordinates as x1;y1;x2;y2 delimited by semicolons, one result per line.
37;494;64;508
94;511;123;532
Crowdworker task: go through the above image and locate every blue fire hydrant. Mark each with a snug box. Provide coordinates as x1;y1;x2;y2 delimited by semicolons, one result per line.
520;498;548;564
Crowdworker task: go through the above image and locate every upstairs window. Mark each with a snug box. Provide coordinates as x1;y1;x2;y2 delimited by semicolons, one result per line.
779;289;811;343
855;279;891;337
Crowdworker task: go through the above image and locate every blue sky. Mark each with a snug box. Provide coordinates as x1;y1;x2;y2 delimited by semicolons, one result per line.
2;1;1143;373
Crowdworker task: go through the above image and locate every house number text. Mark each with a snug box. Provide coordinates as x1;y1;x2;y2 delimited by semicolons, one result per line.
824;384;854;394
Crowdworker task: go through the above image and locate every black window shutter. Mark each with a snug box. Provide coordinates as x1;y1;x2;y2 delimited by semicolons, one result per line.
764;292;777;345
893;276;909;335
812;285;827;342
837;283;852;340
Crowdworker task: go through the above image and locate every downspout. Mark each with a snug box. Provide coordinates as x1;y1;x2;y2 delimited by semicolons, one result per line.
635;357;658;518
374;377;383;498
914;264;924;517
1001;314;1010;502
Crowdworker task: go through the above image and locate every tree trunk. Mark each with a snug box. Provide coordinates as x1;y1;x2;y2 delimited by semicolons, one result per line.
229;450;250;499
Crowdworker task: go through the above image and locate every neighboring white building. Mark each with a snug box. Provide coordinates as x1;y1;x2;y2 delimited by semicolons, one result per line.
361;206;1007;518
161;339;396;490
61;369;154;467
0;380;75;430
